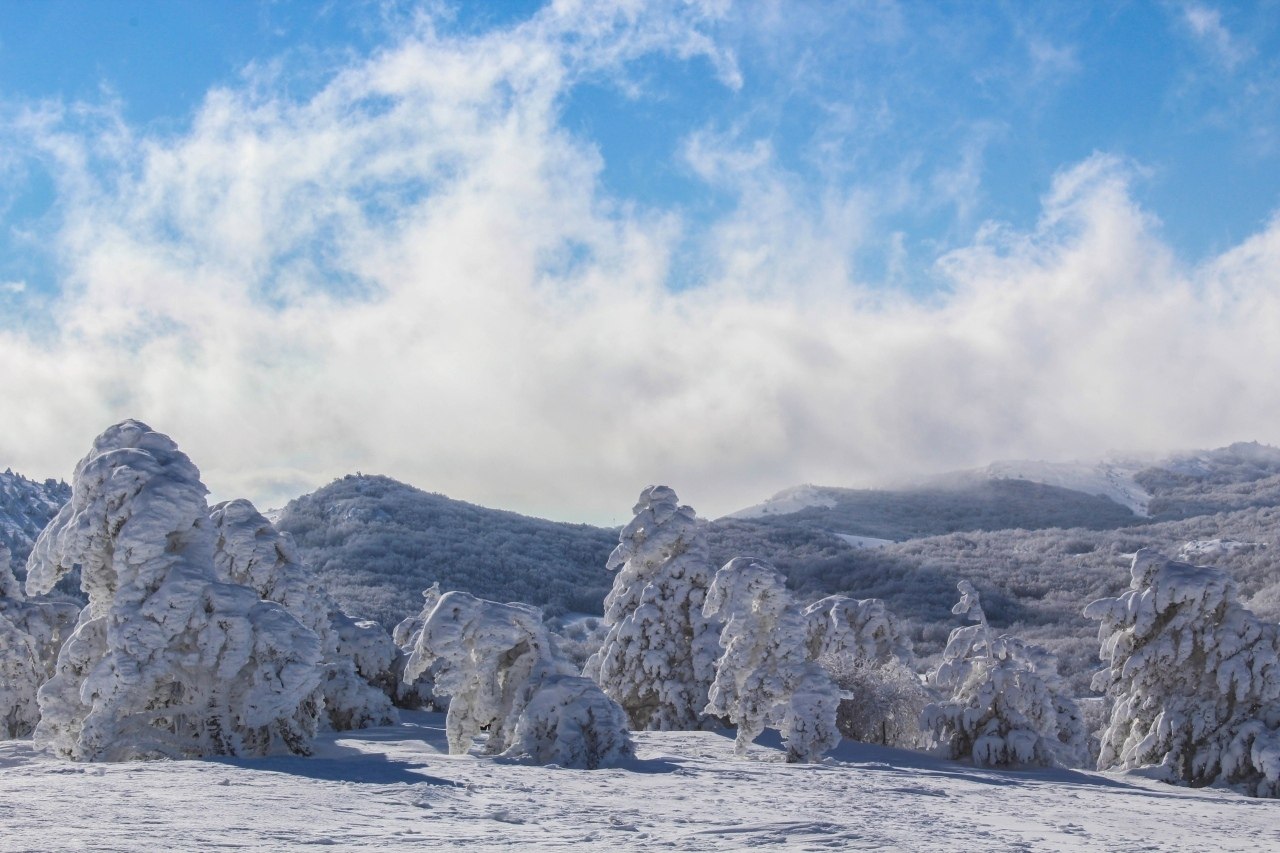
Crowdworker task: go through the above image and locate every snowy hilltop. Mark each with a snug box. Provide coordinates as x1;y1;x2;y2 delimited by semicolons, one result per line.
274;474;617;628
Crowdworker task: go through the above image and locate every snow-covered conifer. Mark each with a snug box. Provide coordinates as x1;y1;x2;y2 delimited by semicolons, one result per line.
210;499;397;731
703;557;841;762
584;486;719;730
923;581;1084;768
405;590;632;768
25;420;323;760
1086;549;1280;796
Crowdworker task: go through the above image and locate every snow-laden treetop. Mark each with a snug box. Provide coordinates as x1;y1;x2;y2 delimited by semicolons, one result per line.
25;419;211;615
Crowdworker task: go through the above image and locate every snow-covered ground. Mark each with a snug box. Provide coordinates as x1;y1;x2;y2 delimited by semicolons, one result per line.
2;712;1275;852
727;484;838;519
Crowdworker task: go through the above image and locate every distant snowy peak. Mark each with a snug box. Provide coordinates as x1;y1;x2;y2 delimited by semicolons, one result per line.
975;460;1151;517
726;484;839;519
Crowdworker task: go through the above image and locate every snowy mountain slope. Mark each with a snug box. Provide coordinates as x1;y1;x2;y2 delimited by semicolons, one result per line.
275;474;618;628
0;712;1274;852
727;484;839;519
961;459;1151;517
0;470;70;580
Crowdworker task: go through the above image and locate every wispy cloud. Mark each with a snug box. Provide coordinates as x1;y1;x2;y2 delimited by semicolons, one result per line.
0;2;1278;524
1181;3;1253;70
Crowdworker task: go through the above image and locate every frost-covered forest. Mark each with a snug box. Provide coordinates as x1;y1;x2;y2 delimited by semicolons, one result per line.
4;423;1280;851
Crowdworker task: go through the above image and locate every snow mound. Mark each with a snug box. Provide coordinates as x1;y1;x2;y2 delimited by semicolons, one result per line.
726;484;838;519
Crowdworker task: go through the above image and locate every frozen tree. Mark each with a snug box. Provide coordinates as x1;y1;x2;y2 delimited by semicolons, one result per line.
503;671;634;768
0;611;41;738
803;594;923;746
923;581;1085;768
703;557;841;762
823;657;930;747
405;590;632;768
211;499;397;731
25;420;323;761
804;595;913;665
1086;549;1280;796
392;583;444;710
0;546;81;739
584;485;719;730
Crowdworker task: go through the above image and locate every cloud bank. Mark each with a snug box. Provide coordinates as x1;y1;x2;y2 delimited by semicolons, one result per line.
1;1;1278;524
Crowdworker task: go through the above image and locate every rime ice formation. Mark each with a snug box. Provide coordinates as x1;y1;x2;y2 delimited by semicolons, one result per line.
923;581;1085;768
584;485;719;730
211;499;397;731
703;557;841;763
1086;549;1280;796
405;590;632;769
24;420;323;761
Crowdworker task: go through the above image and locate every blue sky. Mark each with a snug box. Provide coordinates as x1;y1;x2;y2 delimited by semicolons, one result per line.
1;1;1279;523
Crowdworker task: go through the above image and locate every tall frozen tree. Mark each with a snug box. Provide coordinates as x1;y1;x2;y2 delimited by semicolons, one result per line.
703;557;842;763
584;485;719;730
404;590;632;768
25;420;323;761
923;581;1084;768
1086;549;1280;796
210;499;397;730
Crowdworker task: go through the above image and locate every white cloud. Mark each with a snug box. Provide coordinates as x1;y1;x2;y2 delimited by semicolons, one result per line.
1182;4;1253;70
1;3;1279;525
0;280;24;293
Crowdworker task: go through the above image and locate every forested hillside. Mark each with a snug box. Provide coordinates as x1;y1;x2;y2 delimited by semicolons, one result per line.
275;474;618;627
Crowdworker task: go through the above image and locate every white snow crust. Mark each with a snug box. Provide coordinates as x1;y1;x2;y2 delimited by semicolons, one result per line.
0;712;1276;851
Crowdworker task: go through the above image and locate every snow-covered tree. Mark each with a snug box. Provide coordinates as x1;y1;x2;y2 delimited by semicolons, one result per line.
0;543;79;717
391;583;444;710
803;594;924;746
0;611;41;738
584;485;719;730
25;420;323;761
210;499;397;731
405;590;632;768
804;594;912;665
1085;549;1280;796
703;557;841;762
923;581;1085;768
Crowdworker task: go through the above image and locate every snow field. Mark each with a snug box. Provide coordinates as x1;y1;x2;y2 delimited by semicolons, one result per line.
1;712;1276;852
